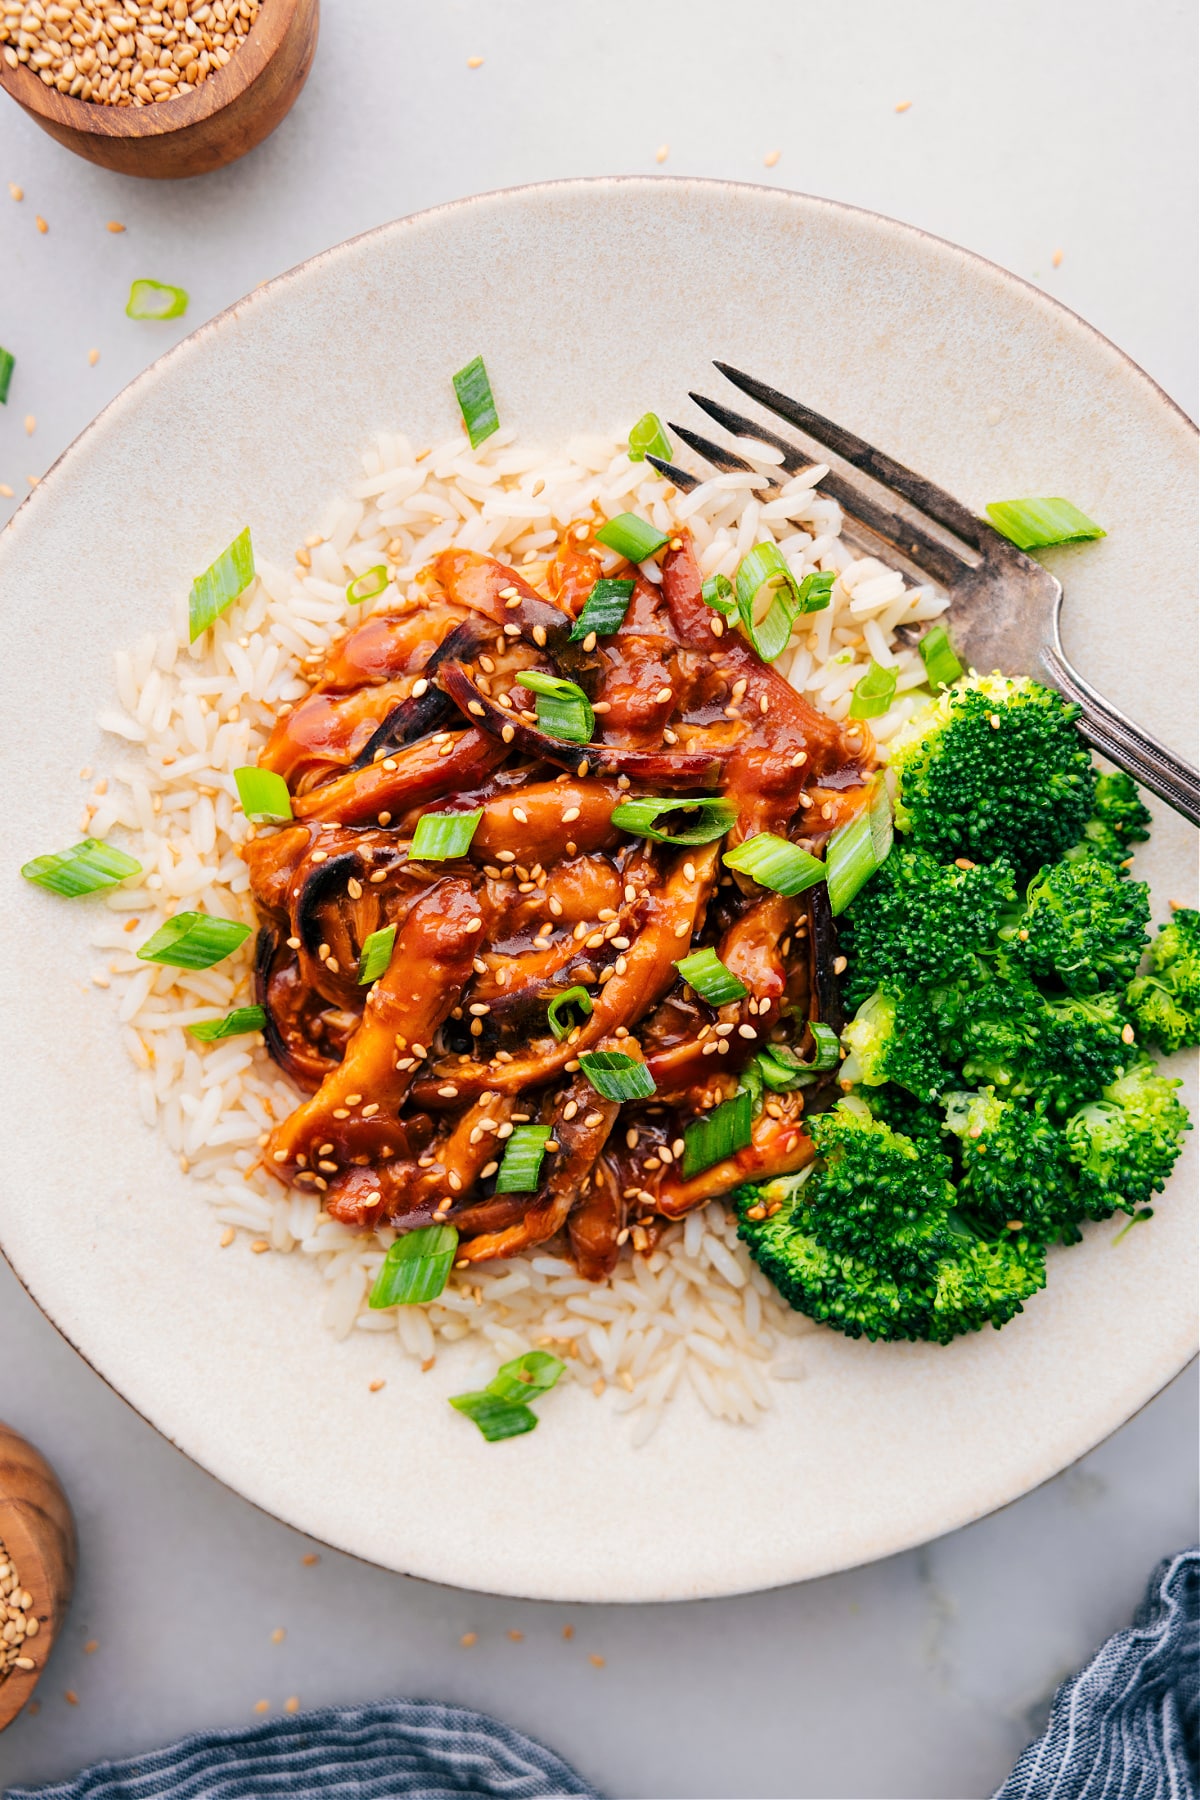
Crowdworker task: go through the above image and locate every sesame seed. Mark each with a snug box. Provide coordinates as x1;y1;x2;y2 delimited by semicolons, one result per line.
577;759;590;778
532;625;547;646
438;1084;460;1098
311;850;328;863
764;147;782;166
1121;1023;1136;1044
833;955;848;974
467;55;483;68
412;677;429;697
654;686;673;705
502;724;516;743
504;623;522;637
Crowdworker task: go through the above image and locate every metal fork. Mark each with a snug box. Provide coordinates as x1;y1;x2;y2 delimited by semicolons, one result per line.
648;364;1200;827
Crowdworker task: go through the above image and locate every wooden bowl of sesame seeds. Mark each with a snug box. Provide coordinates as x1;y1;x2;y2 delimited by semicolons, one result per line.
0;0;318;179
0;1423;75;1731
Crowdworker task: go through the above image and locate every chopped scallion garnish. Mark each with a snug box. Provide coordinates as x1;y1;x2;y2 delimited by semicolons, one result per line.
595;513;669;563
610;794;735;846
569;578;634;642
546;984;594;1042
517;671;594;745
358;923;397;985
577;1050;656;1102
234;765;292;822
701;572;736;617
825;781;893;916
346;565;388;606
848;660;898;720
918;624;964;690
985;497;1105;551
627;412;672;464
674;946;748;1006
755;1042;816;1091
734;545;832;661
452;355;500;449
449;1349;566;1441
188;1006;267;1043
410;809;483;860
493;1123;552;1193
188;526;255;643
449;1393;539;1440
21;837;141;896
137;912;250;969
723;833;826;896
485;1349;566;1403
682;1089;753;1179
369;1224;459;1308
126;279;189;320
0;347;14;406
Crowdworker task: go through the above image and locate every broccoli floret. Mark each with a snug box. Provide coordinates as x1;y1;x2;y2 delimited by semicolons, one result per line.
1064;1059;1191;1218
1126;908;1200;1054
839;846;1017;1006
840;988;950;1102
1067;771;1152;873
863;1081;948;1147
942;1088;1084;1244
1007;854;1150;994
939;974;1130;1115
885;675;1096;871
734;1101;1045;1344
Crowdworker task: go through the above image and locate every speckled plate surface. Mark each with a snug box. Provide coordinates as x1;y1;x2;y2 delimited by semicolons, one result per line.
0;179;1195;1603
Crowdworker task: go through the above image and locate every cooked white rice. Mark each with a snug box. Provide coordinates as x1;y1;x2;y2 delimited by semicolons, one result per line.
82;424;947;1441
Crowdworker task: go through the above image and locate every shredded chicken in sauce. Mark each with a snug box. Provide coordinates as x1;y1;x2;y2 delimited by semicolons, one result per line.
247;531;874;1278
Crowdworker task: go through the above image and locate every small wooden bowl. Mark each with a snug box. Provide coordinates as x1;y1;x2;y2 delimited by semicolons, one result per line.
0;0;318;180
0;1423;76;1732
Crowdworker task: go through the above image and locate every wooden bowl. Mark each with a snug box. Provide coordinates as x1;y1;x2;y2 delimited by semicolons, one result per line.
0;0;318;180
0;1423;75;1732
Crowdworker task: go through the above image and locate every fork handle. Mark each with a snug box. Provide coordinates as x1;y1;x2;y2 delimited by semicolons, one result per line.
1041;641;1200;828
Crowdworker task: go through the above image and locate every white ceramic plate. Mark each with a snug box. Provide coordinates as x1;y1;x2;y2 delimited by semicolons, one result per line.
1;180;1195;1603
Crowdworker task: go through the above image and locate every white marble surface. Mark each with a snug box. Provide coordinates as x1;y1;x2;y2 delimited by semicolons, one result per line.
0;3;1196;1795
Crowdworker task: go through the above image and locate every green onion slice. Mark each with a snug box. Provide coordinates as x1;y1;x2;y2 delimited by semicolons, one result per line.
918;624;964;690
234;766;293;823
126;279;189;321
0;347;13;406
628;412;672;464
701;572;737;617
188;526;255;643
569;578;634;643
595;513;670;563
137;912;250;970
723;833;826;896
188;1006;267;1043
485;1350;565;1404
493;1123;552;1193
610;795;735;846
674;946;748;1006
734;545;833;662
985;497;1105;551
410;809;483;860
448;1393;539;1441
755;1044;811;1091
759;1023;842;1081
577;1050;656;1103
682;1089;754;1179
546;984;594;1042
826;781;893;916
517;671;594;745
21;838;141;896
347;565;388;606
369;1224;459;1308
848;660;898;720
358;923;397;985
452;355;500;449
448;1348;566;1440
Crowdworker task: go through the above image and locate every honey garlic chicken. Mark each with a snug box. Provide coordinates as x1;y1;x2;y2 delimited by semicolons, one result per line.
247;530;875;1277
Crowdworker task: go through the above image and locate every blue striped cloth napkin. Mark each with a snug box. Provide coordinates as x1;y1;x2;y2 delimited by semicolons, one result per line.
995;1547;1198;1800
6;1699;601;1800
